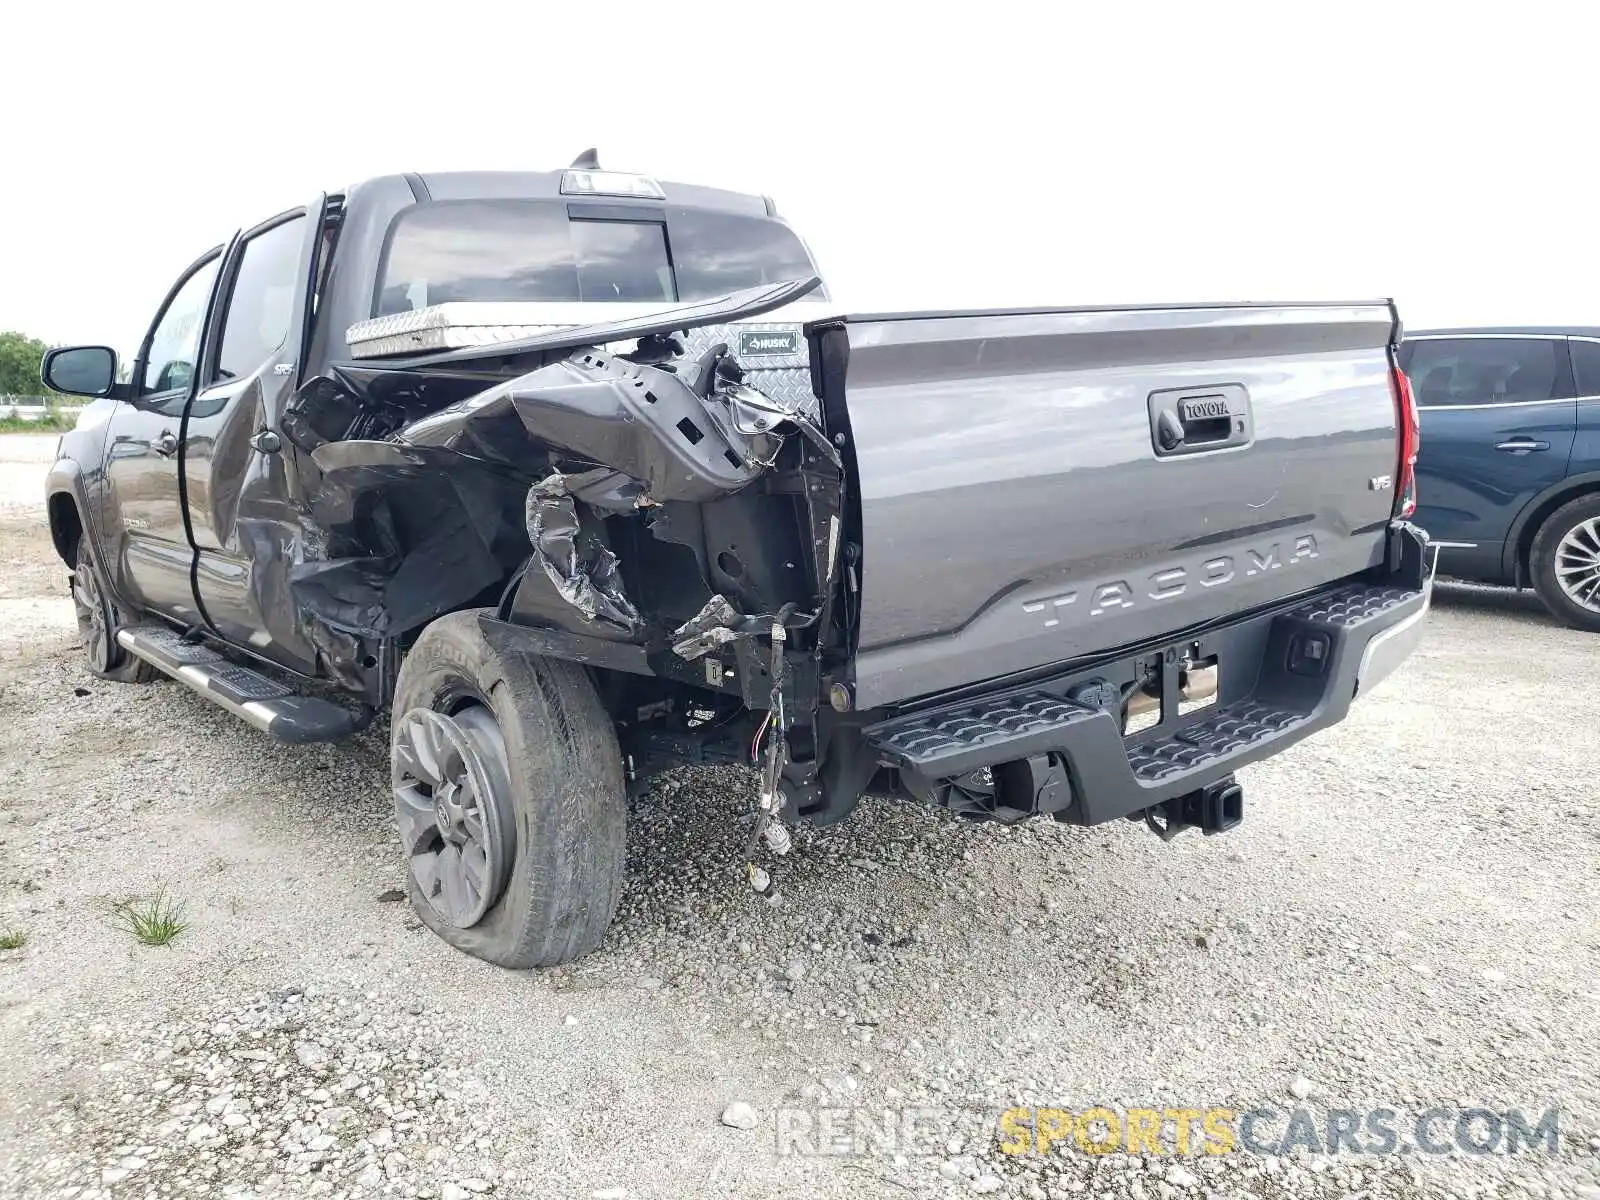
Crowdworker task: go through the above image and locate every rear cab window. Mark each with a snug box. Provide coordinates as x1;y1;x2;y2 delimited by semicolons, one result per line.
374;200;823;316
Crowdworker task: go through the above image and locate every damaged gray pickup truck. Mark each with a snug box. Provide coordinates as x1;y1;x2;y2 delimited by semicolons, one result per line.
42;157;1435;967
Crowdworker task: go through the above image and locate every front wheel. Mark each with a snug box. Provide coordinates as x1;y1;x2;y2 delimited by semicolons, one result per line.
390;611;627;968
71;539;156;683
1530;494;1600;633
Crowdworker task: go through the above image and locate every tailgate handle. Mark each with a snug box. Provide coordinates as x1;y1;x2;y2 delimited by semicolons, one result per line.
1148;385;1253;458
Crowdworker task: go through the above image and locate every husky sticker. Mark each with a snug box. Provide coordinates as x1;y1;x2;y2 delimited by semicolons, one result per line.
738;329;800;357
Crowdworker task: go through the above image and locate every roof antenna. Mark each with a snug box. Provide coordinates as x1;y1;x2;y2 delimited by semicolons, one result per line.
570;148;601;170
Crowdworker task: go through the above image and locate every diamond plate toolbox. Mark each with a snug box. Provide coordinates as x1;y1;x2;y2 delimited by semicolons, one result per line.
346;302;823;418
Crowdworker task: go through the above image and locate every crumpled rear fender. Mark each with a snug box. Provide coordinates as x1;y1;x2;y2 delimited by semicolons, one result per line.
292;440;531;639
284;279;842;682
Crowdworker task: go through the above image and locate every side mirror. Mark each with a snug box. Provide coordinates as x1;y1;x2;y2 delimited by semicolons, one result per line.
42;345;119;399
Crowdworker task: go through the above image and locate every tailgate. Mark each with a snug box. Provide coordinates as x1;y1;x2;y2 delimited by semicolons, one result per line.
813;302;1403;708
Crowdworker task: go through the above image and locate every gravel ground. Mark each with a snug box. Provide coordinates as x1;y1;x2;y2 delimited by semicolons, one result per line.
1;433;1598;1199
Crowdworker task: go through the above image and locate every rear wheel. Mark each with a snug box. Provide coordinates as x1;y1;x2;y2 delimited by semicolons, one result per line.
71;540;156;683
1530;493;1600;633
390;611;627;968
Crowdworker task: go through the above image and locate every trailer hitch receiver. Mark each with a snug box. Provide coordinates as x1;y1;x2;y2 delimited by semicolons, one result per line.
1142;776;1244;841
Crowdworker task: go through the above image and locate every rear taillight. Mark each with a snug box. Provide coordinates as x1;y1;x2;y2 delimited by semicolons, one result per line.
1392;365;1419;519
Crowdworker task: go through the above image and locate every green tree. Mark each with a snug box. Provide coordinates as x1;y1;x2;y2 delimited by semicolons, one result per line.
0;331;55;397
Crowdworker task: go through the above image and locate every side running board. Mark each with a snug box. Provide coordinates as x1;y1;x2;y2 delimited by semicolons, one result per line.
117;626;369;744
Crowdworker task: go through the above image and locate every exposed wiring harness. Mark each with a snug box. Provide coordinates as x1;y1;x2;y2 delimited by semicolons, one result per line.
750;710;773;764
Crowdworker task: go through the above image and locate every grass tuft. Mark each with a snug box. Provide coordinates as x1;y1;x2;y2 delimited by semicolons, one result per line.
111;888;188;947
0;929;26;950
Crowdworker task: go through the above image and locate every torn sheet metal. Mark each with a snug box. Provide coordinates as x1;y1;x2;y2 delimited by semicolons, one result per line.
286;370;546;476
525;474;644;640
293;441;530;638
714;377;840;472
505;354;766;504
723;380;800;437
670;594;747;660
494;337;831;504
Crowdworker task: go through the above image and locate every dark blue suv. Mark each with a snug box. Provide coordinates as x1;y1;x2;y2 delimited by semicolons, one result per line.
1400;328;1600;630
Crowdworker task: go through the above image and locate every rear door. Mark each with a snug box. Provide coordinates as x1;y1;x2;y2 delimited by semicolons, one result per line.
1402;334;1577;581
183;202;326;673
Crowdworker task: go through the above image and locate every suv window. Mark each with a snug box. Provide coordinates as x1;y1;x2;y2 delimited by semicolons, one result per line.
1405;337;1563;408
216;216;306;381
143;256;222;395
1570;339;1600;396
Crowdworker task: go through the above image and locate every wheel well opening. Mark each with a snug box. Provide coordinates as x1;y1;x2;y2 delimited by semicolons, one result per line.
47;493;82;567
1518;483;1600;583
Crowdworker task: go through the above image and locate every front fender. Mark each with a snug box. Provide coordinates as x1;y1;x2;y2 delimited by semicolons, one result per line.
44;455;89;567
43;398;118;563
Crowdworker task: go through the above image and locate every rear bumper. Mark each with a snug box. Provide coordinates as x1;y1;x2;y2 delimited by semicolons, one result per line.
862;524;1434;827
1354;569;1433;697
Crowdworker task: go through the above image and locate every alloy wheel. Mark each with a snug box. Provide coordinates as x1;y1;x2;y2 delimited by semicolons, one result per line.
392;705;516;928
72;558;113;673
1555;517;1600;613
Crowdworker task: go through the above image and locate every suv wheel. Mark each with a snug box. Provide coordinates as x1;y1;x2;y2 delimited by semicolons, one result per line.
72;540;156;683
1530;493;1600;633
389;611;627;968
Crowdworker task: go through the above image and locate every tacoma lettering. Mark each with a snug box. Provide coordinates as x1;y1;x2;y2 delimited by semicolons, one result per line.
1023;536;1322;627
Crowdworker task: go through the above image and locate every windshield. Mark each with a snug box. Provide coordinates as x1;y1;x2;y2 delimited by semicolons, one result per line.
375;200;824;316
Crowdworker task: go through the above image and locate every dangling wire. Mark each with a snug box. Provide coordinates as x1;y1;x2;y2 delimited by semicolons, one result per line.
750;710;773;763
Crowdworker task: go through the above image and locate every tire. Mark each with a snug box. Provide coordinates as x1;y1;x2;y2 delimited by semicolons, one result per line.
390;610;627;968
1530;493;1600;633
71;539;157;684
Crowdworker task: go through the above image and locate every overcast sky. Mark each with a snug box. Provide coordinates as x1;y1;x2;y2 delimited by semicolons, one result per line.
4;2;1594;358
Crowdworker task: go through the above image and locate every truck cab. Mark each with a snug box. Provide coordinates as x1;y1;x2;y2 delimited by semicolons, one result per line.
47;162;832;690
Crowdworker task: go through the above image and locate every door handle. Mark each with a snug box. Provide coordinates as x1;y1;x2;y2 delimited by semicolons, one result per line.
153;431;179;457
1494;438;1550;454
